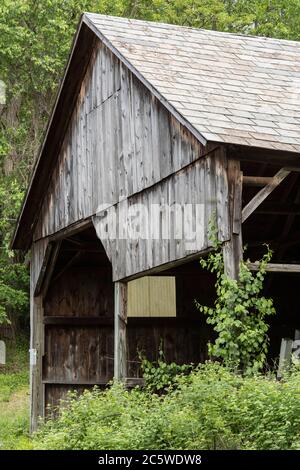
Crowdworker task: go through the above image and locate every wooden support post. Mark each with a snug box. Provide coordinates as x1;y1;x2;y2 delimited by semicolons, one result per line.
114;281;128;381
29;294;44;433
223;158;243;280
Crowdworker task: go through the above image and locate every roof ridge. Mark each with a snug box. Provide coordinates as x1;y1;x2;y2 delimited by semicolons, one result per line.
85;12;300;46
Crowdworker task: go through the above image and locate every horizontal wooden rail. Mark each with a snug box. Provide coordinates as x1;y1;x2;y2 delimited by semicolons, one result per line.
43;316;203;327
243;176;273;187
42;377;145;388
42;378;110;385
43;316;113;326
248;262;300;273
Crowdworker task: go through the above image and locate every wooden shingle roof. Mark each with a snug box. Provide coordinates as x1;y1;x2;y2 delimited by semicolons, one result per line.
86;13;300;153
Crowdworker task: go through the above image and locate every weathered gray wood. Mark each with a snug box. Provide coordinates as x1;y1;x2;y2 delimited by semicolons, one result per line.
223;158;243;280
242;168;291;223
243;175;273;187
215;147;230;242
40;241;61;297
284;167;300;172
33;41;207;243
93;151;222;281
233;170;243;236
31;238;49;293
277;338;293;378
248;262;300;273
30;239;52;432
29;291;44;433
114;282;128;381
34;243;53;296
30;39;234;282
0;341;6;365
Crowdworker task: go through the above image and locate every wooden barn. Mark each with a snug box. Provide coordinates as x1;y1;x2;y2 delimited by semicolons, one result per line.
12;13;300;431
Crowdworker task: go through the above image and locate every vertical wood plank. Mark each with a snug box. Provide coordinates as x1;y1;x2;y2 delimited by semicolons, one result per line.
30;290;44;433
223;156;243;280
114;281;128;381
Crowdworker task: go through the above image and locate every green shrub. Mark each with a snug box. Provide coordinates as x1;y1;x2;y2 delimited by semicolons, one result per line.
141;349;193;393
33;363;300;450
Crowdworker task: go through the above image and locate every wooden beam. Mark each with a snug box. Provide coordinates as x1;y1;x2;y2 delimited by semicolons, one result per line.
243;175;273;187
114;282;128;381
42;378;109;385
39;241;61;297
284;167;300;172
34;243;53;296
230;143;300;167
43;316;113;326
223;157;243;280
242;168;291;223
47;218;93;243
248;262;300;273
43;316;206;327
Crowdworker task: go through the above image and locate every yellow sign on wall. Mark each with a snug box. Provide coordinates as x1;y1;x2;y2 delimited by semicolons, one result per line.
128;276;176;317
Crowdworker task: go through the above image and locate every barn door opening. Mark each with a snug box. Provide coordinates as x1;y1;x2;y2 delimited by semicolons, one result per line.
42;225;114;411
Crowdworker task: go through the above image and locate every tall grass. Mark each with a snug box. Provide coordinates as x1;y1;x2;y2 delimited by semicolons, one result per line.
0;336;31;450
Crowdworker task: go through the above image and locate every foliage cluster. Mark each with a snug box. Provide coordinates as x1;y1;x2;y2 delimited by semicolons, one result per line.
196;222;276;374
33;362;300;450
141;349;193;393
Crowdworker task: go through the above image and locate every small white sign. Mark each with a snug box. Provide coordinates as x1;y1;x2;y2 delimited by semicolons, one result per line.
29;348;37;366
0;340;6;365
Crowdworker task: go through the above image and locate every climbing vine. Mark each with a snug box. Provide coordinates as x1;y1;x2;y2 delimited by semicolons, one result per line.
196;222;276;374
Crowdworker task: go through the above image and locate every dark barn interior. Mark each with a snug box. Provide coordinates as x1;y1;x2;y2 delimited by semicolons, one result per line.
42;226;216;408
241;160;300;360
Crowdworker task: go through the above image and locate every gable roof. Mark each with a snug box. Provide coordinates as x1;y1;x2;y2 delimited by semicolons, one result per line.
86;13;300;153
12;13;300;250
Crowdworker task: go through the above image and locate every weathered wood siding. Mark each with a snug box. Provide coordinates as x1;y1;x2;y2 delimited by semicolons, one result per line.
30;238;48;431
93;150;228;280
43;265;114;409
33;39;230;281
